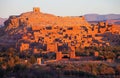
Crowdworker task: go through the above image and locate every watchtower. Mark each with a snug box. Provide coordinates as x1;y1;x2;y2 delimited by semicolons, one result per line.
37;58;42;65
56;51;62;60
33;7;40;13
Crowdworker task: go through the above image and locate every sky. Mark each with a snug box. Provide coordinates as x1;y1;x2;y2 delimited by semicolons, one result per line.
0;0;120;18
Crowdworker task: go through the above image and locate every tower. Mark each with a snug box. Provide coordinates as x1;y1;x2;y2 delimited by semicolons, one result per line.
69;46;76;58
37;58;41;65
33;7;40;13
56;51;62;60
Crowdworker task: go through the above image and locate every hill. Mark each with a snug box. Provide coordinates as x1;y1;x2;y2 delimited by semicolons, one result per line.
84;14;120;21
0;17;7;27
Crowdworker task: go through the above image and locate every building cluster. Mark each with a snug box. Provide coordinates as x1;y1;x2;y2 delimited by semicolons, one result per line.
3;7;120;60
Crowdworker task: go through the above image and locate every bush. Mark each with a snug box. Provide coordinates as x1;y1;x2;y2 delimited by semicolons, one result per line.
0;68;5;78
29;56;36;64
13;64;28;73
98;64;115;75
116;64;120;75
64;70;97;78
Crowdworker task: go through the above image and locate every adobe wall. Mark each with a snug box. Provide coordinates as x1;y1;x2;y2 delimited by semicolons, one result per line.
20;43;29;52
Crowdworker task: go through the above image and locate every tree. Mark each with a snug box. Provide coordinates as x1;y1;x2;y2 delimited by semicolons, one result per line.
7;57;15;68
116;64;120;75
29;56;36;64
98;64;115;75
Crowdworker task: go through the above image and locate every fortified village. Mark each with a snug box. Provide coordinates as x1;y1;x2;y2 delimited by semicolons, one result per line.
1;7;120;61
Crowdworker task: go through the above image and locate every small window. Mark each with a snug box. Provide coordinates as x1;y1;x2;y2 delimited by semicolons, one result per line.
63;29;66;32
46;26;52;30
26;18;28;20
67;27;73;30
87;35;92;38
